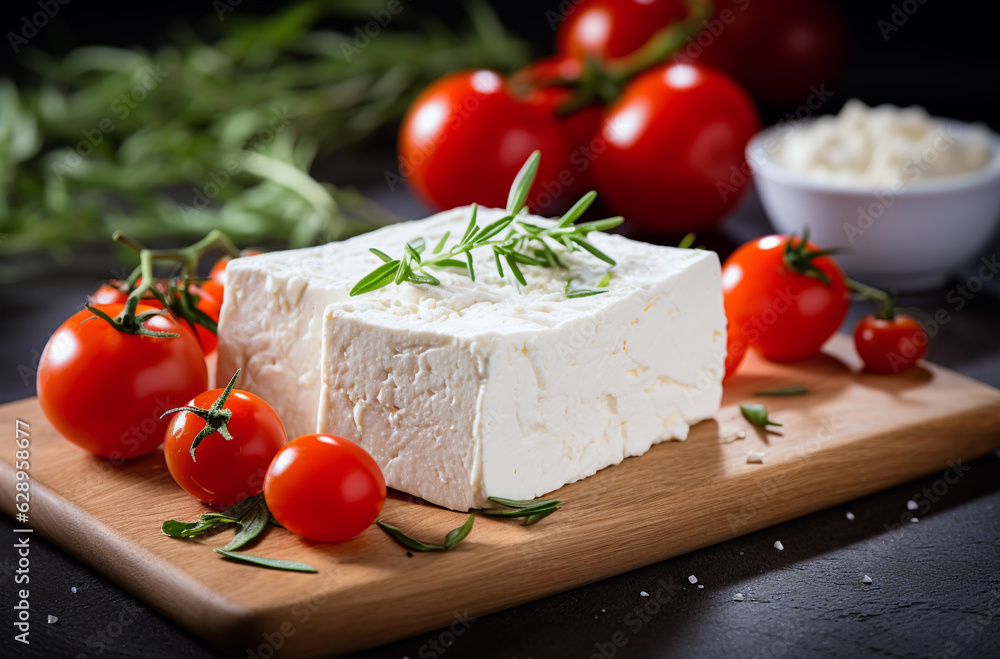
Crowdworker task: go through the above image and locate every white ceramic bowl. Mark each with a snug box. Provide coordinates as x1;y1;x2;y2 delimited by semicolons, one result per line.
746;120;1000;291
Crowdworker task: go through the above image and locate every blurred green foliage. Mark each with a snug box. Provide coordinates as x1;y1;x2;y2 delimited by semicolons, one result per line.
0;0;529;272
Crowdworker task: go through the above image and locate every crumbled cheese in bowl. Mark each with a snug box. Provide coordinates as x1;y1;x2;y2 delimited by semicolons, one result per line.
772;99;992;187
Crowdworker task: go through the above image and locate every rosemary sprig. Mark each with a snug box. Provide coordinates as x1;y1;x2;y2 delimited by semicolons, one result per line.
351;152;624;297
161;494;316;573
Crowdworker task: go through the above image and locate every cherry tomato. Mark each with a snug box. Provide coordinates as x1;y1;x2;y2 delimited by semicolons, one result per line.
722;234;850;362
511;56;604;207
854;315;928;374
556;0;687;63
163;385;286;506
398;70;568;213
36;304;208;459
686;0;847;108
592;64;759;231
264;434;386;543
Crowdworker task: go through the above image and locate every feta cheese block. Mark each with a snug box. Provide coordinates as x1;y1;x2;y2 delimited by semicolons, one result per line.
217;206;727;511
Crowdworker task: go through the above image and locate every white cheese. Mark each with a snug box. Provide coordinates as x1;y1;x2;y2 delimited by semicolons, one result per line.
218;206;726;510
773;99;992;186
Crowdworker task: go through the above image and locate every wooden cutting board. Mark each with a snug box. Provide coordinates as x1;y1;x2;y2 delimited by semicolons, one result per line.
3;334;1000;658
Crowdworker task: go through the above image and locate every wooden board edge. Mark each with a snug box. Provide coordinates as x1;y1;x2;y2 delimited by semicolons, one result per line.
0;462;256;658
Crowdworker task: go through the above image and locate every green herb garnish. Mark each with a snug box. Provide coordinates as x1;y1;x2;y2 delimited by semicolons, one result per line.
214;549;317;573
740;403;784;429
753;385;809;397
484;496;560;525
162;494;314;573
377;514;475;552
351;152;623;298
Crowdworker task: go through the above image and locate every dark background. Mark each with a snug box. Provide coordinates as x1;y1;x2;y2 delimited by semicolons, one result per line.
2;0;1000;130
2;2;1000;659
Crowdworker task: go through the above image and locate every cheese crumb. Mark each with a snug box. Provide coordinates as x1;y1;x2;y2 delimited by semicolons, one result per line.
910;517;920;523
71;586;78;594
906;500;919;511
688;574;698;584
845;512;855;520
733;593;745;601
747;451;766;464
48;615;58;624
640;591;649;597
773;541;784;551
862;575;873;584
722;430;747;444
698;584;704;589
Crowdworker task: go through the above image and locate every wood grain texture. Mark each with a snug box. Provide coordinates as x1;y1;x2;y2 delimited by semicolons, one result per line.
2;334;999;658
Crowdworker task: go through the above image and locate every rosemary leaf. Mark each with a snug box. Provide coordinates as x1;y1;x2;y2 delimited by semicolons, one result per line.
370;248;393;263
522;507;559;526
221;497;269;552
569;236;617;265
556;190;597;228
481;503;559;518
432;232;451;255
506;150;541;215
754;385;809;397
487;497;560;510
350;260;400;296
214;549;317;573
506;254;527;286
740;403;784;429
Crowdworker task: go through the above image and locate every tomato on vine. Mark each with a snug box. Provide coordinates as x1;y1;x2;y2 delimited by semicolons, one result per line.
264;434;386;543
37;303;208;458
722;230;850;363
398;70;569;214
556;0;687;63
854;315;928;374
162;370;286;506
592;64;758;232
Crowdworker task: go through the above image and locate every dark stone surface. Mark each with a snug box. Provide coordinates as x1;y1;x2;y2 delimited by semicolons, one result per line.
2;181;999;659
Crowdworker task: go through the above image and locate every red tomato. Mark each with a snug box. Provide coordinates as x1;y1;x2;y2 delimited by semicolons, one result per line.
398;70;569;214
202;251;262;302
556;0;687;63
686;0;846;108
264;434;386;543
36;304;208;459
163;386;286;506
724;318;746;380
854;315;928;374
180;284;221;355
722;234;850;362
511;56;604;207
592;64;759;231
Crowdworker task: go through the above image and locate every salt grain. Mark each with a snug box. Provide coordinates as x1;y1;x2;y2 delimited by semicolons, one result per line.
640;591;649;597
773;541;784;551
47;615;58;624
862;575;873;584
845;512;855;521
688;575;698;584
910;517;920;523
71;586;78;594
746;451;766;464
698;584;704;589
907;500;919;511
733;593;745;601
